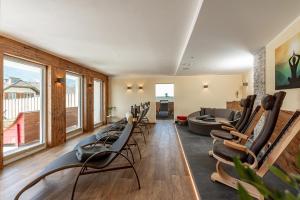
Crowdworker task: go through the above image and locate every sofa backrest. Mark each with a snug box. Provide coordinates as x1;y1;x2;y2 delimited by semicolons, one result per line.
200;107;235;121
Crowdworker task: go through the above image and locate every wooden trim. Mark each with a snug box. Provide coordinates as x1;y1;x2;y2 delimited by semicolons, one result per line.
257;115;300;176
211;161;263;200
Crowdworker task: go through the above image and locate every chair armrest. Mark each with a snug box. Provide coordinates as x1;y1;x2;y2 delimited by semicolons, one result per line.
223;140;258;169
220;121;234;128
230;131;248;140
223;140;247;152
221;126;236;131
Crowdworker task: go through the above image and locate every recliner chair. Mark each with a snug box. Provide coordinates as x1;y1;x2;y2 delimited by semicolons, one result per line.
210;91;286;199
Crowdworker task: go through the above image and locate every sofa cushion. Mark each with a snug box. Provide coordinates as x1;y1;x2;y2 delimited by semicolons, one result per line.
214;109;233;120
205;108;215;117
199;107;206;116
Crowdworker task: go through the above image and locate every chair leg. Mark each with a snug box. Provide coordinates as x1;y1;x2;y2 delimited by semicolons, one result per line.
127;144;135;164
142;132;146;144
71;169;84;200
211;161;263;200
117;153;141;190
132;137;142;160
139;126;147;144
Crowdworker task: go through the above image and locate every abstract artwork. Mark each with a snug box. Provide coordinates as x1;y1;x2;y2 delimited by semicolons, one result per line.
275;32;300;89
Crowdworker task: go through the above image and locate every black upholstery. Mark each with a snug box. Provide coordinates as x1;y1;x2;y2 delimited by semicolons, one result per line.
210;105;261;141
213;140;248;162
240;105;261;133
234;98;250;130
210;130;234;140
248;92;286;163
236;95;256;132
210;95;256;140
213;91;286;164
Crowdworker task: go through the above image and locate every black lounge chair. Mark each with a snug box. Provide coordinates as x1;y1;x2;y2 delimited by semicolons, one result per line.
15;123;140;200
211;91;286;199
133;108;149;143
141;102;151;125
74;104;150;161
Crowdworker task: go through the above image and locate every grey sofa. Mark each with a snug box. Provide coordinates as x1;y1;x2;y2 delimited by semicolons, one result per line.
188;108;240;136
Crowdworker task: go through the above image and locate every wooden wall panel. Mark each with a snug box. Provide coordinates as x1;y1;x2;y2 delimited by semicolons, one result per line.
0;36;108;168
269;110;300;173
47;67;66;147
83;75;94;132
226;101;242;111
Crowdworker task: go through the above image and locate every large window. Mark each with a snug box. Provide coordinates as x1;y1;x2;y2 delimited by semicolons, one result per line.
155;84;174;97
3;56;45;155
94;79;103;126
66;72;82;133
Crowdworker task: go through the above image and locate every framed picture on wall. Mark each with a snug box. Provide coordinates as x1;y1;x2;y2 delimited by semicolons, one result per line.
275;32;300;90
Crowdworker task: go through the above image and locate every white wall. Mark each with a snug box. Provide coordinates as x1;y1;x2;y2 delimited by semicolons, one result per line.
109;74;243;122
266;16;300;111
242;69;254;98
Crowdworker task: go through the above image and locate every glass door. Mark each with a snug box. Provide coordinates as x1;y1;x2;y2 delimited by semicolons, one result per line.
3;56;46;156
93;79;103;126
66;72;82;133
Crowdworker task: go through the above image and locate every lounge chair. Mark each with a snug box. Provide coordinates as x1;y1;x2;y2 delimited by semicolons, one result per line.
75;102;151;159
210;105;263;142
15;123;140;200
210;91;287;199
215;95;256;134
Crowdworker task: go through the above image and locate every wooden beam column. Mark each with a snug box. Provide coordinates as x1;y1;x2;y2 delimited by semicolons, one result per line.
47;66;66;147
83;75;94;132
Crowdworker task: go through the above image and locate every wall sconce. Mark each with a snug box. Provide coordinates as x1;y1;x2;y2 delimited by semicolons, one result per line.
138;86;143;90
88;83;93;87
55;77;65;84
242;82;248;87
203;84;208;88
127;86;132;90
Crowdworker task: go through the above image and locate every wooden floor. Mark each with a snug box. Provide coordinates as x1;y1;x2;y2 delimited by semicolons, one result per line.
0;121;197;200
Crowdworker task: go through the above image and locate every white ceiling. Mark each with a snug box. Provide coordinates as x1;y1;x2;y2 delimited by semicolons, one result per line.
0;0;300;76
0;0;201;75
178;0;300;75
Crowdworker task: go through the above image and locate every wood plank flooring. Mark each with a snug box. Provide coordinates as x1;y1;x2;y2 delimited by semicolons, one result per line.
0;121;197;200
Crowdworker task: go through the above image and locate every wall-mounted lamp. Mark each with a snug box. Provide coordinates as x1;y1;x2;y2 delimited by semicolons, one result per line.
138;86;143;90
242;82;248;87
127;86;132;90
203;84;208;88
55;77;65;84
88;83;93;87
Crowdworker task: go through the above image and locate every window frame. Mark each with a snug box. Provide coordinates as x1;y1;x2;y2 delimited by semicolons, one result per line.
93;78;103;127
65;71;83;136
2;55;47;159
